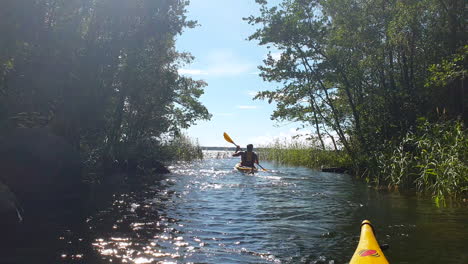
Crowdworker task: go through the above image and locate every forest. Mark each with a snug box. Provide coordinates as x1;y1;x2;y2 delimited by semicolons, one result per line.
0;0;211;178
0;0;466;203
0;1;466;263
246;0;467;201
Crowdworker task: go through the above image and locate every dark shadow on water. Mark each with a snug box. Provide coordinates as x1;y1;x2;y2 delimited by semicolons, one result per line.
0;172;168;264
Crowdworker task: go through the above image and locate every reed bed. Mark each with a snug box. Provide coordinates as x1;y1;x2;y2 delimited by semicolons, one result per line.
257;121;467;203
164;133;204;161
374;119;468;203
258;139;350;169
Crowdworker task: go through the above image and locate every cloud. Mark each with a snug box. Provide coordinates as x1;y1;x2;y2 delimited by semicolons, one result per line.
247;90;258;97
237;105;258;109
178;50;255;76
270;52;282;61
249;71;261;75
214;112;234;117
249;129;308;146
178;69;207;75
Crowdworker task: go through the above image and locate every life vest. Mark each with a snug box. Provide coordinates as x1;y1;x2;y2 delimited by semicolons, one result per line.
241;151;256;167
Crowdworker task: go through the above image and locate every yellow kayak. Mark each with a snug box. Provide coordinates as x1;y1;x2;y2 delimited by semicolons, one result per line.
349;220;389;264
234;163;258;173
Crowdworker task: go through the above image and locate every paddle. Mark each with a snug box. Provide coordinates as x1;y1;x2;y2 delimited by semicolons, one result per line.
257;163;267;171
223;132;239;148
223;132;268;171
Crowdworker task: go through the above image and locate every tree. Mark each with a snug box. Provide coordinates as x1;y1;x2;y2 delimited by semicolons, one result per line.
246;0;466;168
0;0;211;171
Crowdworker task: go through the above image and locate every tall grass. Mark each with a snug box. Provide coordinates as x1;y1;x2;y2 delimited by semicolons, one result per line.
257;121;467;203
163;133;204;161
375;119;468;203
258;138;350;169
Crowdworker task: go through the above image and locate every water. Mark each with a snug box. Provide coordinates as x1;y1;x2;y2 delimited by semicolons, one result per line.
2;151;468;263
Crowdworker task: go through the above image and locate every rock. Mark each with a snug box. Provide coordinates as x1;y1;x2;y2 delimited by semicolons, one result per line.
124;157;170;175
0;128;84;212
149;160;171;174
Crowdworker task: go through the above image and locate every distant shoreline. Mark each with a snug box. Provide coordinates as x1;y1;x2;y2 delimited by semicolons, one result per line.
201;147;234;151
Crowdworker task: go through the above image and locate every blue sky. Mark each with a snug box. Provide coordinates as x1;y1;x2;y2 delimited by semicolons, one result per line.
177;0;307;147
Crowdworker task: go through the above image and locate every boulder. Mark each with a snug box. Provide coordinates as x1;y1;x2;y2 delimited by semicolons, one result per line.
0;128;83;212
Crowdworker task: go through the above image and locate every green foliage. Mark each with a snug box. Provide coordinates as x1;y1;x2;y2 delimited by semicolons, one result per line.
247;0;467;198
0;0;211;173
426;45;467;87
375;119;468;200
425;46;468;124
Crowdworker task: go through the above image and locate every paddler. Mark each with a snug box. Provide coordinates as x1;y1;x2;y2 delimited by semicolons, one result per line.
232;144;259;169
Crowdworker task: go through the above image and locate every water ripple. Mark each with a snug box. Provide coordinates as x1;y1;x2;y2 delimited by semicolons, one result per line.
81;154;468;264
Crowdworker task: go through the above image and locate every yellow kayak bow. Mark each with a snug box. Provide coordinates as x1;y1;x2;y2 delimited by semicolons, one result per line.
349;220;389;264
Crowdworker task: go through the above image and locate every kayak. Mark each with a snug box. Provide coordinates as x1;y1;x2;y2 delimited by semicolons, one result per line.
349;220;389;264
234;163;258;173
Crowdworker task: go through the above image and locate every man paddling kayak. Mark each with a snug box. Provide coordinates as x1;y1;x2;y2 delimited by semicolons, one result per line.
232;144;259;169
224;133;267;171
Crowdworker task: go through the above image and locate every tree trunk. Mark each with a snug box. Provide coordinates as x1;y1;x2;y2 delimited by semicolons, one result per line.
309;93;326;150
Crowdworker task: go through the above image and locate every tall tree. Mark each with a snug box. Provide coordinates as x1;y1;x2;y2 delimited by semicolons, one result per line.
0;0;211;168
247;0;466;165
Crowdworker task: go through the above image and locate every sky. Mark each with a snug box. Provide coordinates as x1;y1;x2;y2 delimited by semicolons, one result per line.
176;0;308;148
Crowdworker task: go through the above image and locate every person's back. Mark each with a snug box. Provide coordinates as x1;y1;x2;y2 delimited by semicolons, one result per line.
232;144;259;167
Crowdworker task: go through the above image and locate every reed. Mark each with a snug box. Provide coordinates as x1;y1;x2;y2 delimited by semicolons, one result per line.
163;133;204;161
258;138;350;169
375;119;468;203
258;121;467;203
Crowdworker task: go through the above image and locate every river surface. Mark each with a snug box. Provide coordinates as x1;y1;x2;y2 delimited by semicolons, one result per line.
2;151;468;263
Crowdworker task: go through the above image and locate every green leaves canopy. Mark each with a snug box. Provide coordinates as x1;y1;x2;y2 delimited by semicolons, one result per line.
0;0;211;166
246;0;466;158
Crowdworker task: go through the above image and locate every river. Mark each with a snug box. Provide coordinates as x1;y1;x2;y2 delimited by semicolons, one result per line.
2;151;468;263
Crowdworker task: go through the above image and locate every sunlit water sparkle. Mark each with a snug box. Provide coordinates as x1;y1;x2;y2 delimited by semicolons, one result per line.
2;151;466;264
80;152;468;263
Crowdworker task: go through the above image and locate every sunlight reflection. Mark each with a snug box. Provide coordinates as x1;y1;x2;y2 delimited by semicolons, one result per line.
133;257;154;264
89;157;328;263
93;234;185;263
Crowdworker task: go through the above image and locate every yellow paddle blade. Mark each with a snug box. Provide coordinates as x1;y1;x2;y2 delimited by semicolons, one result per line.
223;132;236;145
